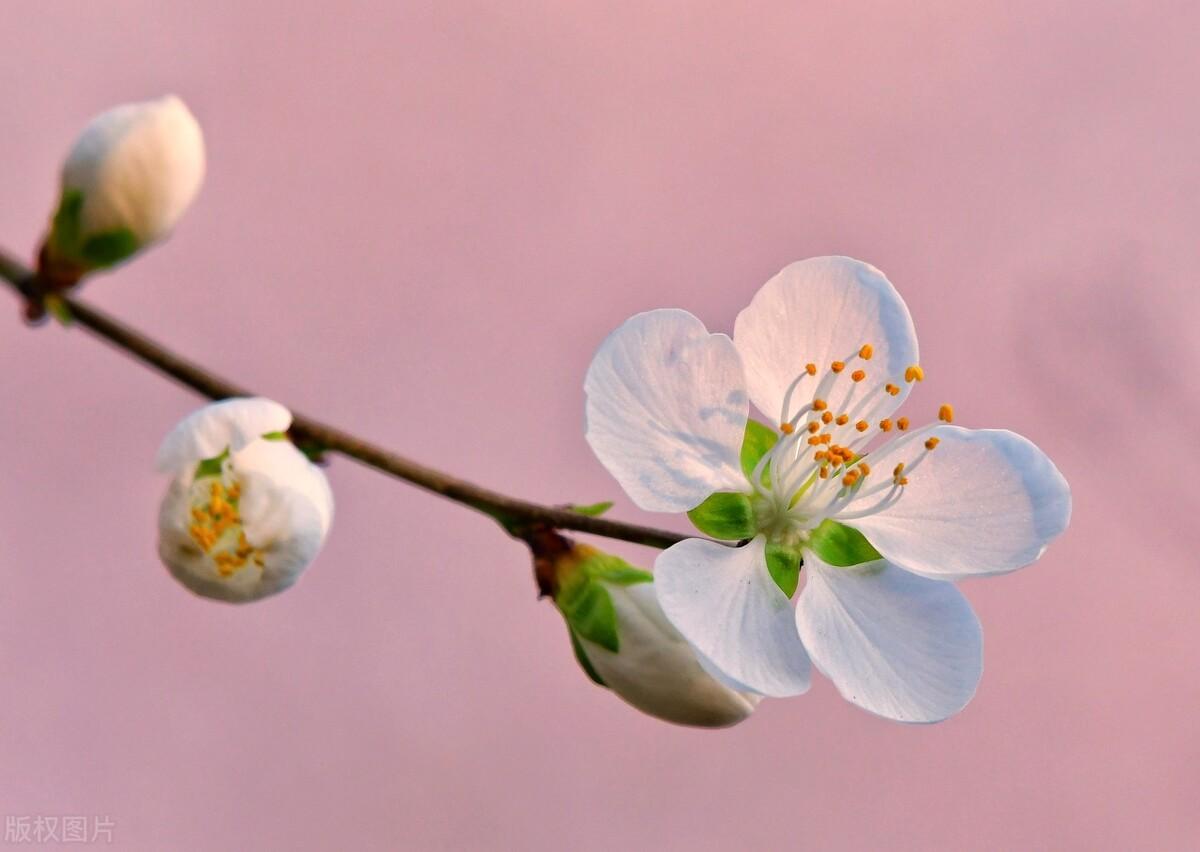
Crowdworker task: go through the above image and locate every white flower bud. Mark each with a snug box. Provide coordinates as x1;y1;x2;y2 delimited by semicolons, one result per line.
42;95;205;280
577;580;760;727
156;398;333;603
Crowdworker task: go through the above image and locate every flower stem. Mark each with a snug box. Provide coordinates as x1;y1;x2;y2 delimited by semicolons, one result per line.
0;246;690;551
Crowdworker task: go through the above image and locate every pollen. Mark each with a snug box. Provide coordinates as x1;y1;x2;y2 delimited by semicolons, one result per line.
835;414;849;426
939;403;954;423
885;383;900;396
831;361;845;373
897;417;910;430
807;421;821;434
780;422;795;435
186;478;264;579
821;411;833;424
879;418;893;432
851;369;866;382
805;363;818;376
855;420;869;432
859;344;874;360
904;364;925;383
813;399;828;411
808;435;822;445
842;471;860;488
857;462;871;476
925;436;941;451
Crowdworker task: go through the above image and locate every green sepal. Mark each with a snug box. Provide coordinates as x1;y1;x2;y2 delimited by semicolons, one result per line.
44;295;73;326
569;628;608;688
808;519;883;567
557;576;619;652
582;552;653;587
193;449;230;480
80;228;140;267
568;501;614;517
687;491;756;540
49;189;84;255
740;419;778;485
261;431;288;441
765;542;802;598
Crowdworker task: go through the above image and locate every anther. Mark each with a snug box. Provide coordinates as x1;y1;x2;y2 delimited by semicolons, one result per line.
831;361;845;373
807;421;820;434
805;363;817;376
938;404;954;423
835;414;849;426
842;471;860;487
858;462;871;476
851;369;866;382
821;411;833;424
897;417;910;430
904;364;925;383
879;418;893;432
780;422;795;435
859;344;873;360
813;399;828;411
885;383;900;396
855;420;869;432
893;462;905;477
925;437;940;450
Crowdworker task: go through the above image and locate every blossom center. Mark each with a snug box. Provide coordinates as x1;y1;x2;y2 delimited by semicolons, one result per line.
187;477;264;577
746;343;953;536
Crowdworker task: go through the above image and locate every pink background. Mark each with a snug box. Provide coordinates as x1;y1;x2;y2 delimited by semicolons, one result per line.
1;2;1196;849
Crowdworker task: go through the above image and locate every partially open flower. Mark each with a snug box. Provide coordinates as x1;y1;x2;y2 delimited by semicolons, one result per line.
539;535;758;728
41;95;205;283
156;398;333;603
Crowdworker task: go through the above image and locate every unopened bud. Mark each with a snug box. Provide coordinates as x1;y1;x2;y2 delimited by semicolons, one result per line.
537;534;758;728
41;95;205;283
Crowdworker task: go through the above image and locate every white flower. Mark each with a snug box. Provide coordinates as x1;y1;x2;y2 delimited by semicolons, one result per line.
581;580;760;728
43;95;205;277
156;397;333;603
584;257;1071;723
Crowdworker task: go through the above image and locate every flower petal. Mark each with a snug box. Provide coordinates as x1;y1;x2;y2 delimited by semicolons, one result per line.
654;536;811;697
733;257;918;423
155;397;292;472
585;309;748;512
841;426;1071;580
796;552;982;723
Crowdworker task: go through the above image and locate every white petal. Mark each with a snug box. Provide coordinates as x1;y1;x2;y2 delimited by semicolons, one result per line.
733;257;919;422
157;439;332;603
63;95;205;244
585;309;748;512
796;553;982;723
579;581;760;728
842;426;1071;580
654;536;811;697
155;397;292;472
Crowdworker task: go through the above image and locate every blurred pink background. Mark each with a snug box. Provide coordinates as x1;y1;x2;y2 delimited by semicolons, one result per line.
1;2;1196;849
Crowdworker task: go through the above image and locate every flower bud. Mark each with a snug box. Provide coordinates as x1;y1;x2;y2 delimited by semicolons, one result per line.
540;536;759;728
156;398;333;603
41;95;205;282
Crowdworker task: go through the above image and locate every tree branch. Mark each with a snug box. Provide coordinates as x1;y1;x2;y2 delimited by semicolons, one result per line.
0;246;691;550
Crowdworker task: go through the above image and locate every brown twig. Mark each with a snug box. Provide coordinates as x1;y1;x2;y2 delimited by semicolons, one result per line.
0;246;691;550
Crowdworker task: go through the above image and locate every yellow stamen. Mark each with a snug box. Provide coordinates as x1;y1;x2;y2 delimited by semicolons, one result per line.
855;420;869;432
821;411;833;424
879;418;893;432
831;361;845;373
805;363;817;376
925;437;940;450
885;383;900;396
897;417;910;431
807;421;820;434
835;414;849;426
859;344;873;360
780;422;795;435
813;399;828;411
851;369;866;382
938;403;954;423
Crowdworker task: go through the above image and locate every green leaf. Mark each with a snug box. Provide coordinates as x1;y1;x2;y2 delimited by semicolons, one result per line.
808;519;883;567
580;552;653;586
261;431;288;441
80;228;140;267
569;629;608;688
557;577;620;652
193;449;230;480
687;491;756;540
568;501;614;517
740;419;779;484
765;542;802;598
49;189;84;254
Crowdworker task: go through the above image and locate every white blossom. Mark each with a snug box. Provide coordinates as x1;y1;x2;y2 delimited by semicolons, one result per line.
156;398;333;603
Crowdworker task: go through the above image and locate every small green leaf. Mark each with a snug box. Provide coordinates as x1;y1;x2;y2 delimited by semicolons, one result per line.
687;491;756;540
44;295;73;326
80;228;139;267
808;519;883;567
557;577;620;652
740;419;779;484
49;189;84;254
580;552;653;586
261;431;288;441
569;628;608;688
568;501;614;517
765;542;802;598
193;449;230;480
